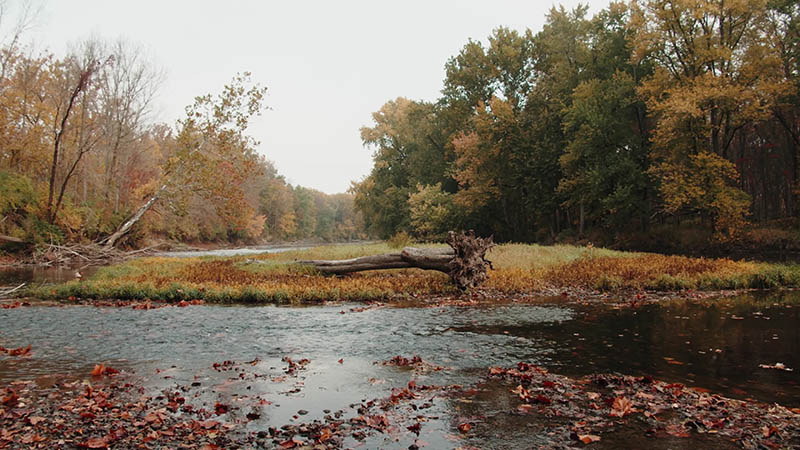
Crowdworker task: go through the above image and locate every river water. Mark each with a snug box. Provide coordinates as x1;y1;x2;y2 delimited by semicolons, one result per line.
0;292;798;448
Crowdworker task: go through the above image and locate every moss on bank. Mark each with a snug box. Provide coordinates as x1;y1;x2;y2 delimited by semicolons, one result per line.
26;243;800;304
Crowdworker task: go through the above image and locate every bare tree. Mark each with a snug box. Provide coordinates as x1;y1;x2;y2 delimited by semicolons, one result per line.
97;39;163;212
45;40;109;223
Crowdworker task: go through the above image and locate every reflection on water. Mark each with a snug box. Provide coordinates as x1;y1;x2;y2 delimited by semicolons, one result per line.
0;265;100;286
0;294;797;448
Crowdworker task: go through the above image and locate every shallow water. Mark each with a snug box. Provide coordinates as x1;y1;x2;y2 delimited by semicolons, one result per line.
1;293;798;448
0;245;308;286
153;244;310;258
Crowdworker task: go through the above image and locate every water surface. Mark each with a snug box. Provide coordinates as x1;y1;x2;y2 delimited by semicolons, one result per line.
1;294;797;448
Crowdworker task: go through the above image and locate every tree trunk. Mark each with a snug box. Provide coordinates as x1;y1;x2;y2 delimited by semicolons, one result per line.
102;184;166;249
298;231;494;290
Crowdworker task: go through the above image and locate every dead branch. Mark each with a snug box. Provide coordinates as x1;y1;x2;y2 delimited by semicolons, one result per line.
0;283;25;299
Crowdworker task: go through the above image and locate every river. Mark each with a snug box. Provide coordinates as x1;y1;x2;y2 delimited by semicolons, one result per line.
1;291;797;448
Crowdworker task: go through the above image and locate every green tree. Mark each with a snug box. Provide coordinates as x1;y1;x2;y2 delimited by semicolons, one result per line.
559;3;653;234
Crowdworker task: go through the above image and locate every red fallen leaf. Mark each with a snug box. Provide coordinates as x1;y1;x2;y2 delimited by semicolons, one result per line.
1;391;19;407
0;302;28;309
7;345;31;356
578;434;601;444
318;427;334;442
534;394;552;405
214;402;229;415
0;428;15;440
365;415;389;429
610;396;634;417
458;423;472;433
338;358;344;364
28;416;46;425
791;408;800;414
79;411;96;420
542;380;556;388
79;436;110;448
90;364;105;376
489;367;505;375
407;423;421;434
665;425;690;438
763;425;780;438
279;437;303;448
197;420;219;429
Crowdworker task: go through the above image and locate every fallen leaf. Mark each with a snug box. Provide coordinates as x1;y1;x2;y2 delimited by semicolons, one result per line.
6;345;31;357
28;416;46;425
610;396;634;417
457;423;472;433
578;434;601;444
90;364;105;376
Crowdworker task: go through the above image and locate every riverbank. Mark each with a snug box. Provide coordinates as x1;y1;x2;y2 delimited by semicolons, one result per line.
20;242;800;304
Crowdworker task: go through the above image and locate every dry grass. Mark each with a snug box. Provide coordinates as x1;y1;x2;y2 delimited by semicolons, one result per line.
30;242;800;303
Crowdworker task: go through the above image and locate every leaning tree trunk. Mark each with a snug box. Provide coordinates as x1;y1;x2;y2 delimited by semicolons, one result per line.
101;184;166;250
299;231;494;290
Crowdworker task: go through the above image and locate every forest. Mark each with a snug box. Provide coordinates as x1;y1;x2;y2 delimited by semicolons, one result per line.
353;0;800;254
4;1;800;256
0;28;365;252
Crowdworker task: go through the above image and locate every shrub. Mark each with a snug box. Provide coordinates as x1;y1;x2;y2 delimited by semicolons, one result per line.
387;231;412;249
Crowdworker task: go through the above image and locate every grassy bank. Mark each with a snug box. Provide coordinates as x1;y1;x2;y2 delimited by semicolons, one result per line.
28;243;800;304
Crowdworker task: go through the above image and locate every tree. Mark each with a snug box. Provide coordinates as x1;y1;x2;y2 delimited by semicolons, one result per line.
355;97;448;238
632;0;789;236
408;183;458;240
45;41;109;224
103;72;267;248
558;3;653;234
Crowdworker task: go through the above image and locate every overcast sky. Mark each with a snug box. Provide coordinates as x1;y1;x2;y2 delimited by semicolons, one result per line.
30;0;610;194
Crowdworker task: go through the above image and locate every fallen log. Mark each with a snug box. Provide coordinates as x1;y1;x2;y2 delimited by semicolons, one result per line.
298;231;494;290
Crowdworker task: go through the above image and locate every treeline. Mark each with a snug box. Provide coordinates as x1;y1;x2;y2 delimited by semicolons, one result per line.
0;28;365;248
353;0;800;247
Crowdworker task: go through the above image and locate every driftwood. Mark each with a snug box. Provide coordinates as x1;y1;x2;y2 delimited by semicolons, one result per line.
299;231;494;290
0;235;25;244
29;242;165;266
0;283;25;299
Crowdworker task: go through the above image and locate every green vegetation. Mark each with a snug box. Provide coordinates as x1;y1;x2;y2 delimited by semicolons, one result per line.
353;1;800;249
29;243;800;304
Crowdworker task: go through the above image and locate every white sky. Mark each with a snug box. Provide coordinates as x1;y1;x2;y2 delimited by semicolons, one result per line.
30;0;609;194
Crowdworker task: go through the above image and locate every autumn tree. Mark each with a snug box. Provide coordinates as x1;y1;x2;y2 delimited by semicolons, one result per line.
102;73;267;248
632;0;789;237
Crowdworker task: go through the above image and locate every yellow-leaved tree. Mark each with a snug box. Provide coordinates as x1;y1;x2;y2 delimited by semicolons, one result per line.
631;0;791;239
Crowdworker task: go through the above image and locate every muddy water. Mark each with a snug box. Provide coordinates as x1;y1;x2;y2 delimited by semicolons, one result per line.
0;295;798;448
